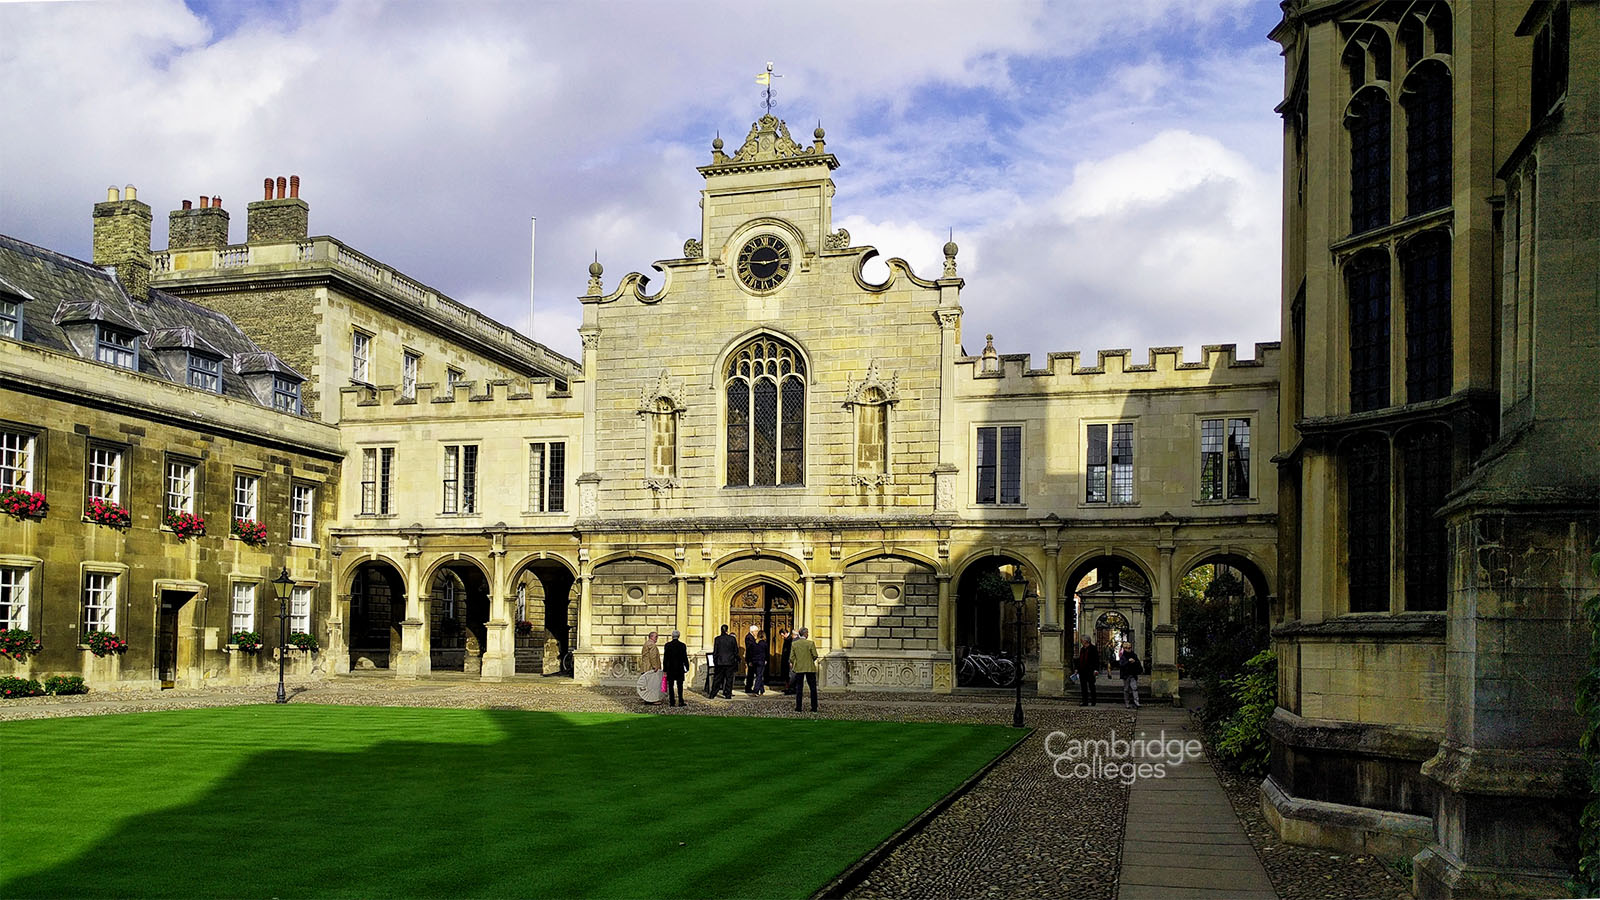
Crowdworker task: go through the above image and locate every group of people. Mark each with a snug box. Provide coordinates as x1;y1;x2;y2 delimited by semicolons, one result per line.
635;624;820;711
1073;638;1144;709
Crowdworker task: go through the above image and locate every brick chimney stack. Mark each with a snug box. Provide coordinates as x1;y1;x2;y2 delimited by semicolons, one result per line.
92;184;152;300
246;173;309;243
168;192;231;251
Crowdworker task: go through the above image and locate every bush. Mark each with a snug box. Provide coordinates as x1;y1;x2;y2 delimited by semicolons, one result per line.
1176;568;1269;729
0;628;43;661
230;631;263;652
0;676;44;698
287;631;319;652
1213;649;1277;777
44;675;87;695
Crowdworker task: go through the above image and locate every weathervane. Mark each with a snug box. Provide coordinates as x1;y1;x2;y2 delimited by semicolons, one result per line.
755;61;782;114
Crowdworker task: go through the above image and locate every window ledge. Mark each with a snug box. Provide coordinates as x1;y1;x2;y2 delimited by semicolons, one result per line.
355;514;398;521
721;484;810;491
1192;497;1258;506
290;540;321;549
1077;502;1140;510
521;510;568;517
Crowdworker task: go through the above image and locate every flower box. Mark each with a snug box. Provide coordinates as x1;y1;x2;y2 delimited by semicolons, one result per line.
231;517;267;546
0;489;47;520
229;631;263;652
164;510;206;538
83;631;128;657
0;628;43;662
84;497;131;528
287;631;320;652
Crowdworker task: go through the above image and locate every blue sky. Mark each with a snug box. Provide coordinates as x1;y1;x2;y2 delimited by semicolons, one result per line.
1;0;1287;362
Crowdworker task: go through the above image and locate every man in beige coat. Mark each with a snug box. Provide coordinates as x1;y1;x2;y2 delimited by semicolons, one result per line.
790;627;819;712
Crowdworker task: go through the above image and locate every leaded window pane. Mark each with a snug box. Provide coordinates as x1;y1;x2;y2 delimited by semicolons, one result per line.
1403;232;1452;403
1086;424;1107;503
1403;428;1450;611
976;427;997;504
999;426;1022;504
1404;64;1452;216
1348;89;1391;234
726;380;749;487
1200;419;1224;500
461;445;477;514
1227;419;1250;498
780;376;804;484
752;379;777;486
1348;251;1391;412
1346;435;1391;612
442;445;459;514
1110;423;1134;503
528;443;545;510
546;442;565;512
379;448;394;514
361;448;377;515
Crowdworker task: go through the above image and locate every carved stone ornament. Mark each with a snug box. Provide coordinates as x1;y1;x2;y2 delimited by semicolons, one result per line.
937;310;960;331
850;473;893;487
849;657;933;689
683;238;703;259
730;115;810;164
643;477;679;493
637;369;687;415
824;228;851;251
934;469;957;512
842;360;899;407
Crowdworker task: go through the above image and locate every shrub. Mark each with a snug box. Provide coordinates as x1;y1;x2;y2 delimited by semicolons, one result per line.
1571;549;1600;895
1213;649;1277;777
0;488;48;520
85;630;128;657
0;628;43;661
287;631;319;652
163;510;206;538
230;517;267;546
0;676;44;698
84;497;131;528
230;631;263;652
43;675;88;695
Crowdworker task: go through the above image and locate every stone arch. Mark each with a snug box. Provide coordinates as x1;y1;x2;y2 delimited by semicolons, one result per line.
842;554;940;657
709;548;807;580
1066;553;1155;670
1173;546;1276;598
507;555;578;675
346;557;407;670
1061;547;1158;597
713;325;817;387
590;556;676;649
953;551;1041;687
588;549;680;576
339;552;409;598
950;547;1044;589
419;553;493;593
839;547;946;578
427;560;492;674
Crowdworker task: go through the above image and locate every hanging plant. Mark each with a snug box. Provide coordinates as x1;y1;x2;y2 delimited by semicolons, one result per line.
84;631;128;657
84;497;131;528
230;631;263;652
231;518;267;546
0;628;43;662
163;510;206;538
287;631;319;652
0;489;47;520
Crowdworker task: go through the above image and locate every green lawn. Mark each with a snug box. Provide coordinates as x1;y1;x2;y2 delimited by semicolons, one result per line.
0;705;1020;898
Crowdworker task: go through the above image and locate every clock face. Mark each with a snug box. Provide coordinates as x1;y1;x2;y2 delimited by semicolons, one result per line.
737;235;791;292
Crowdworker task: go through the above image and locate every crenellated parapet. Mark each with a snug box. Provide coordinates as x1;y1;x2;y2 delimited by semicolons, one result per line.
956;341;1280;393
340;377;579;420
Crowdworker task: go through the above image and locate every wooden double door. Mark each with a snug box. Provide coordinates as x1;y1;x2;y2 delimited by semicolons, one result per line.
728;584;795;674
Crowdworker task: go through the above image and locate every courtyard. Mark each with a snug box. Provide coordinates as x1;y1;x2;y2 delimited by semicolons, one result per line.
0;678;1411;899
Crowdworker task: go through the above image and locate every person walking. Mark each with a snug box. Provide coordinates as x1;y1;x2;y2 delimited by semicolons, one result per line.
639;631;661;673
635;631;665;704
712;625;739;699
751;630;770;695
781;627;797;694
1075;637;1101;706
663;630;689;707
1118;642;1142;710
790;627;819;712
743;624;760;693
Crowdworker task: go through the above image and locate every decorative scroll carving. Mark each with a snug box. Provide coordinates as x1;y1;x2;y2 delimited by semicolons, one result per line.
643;477;679;492
822;654;849;688
683;238;703;259
848;657;934;689
731;115;807;163
850;473;893;487
934;468;957;512
575;653;636;685
824;228;851;250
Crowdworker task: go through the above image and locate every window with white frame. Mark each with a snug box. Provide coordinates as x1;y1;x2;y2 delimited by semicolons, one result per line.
272;377;302;414
1086;422;1135;504
351;330;370;382
96;327;137;370
231;582;255;632
527;441;565;512
975;425;1022;505
0;300;19;339
83;571;117;633
0;566;29;630
290;585;312;634
447;367;464;388
233;473;259;521
187;354;222;392
515;583;527;623
291;483;315;542
0;430;34;490
361;447;394;515
442;444;478;514
402;351;419;400
87;445;121;502
1200;418;1252;501
165;458;196;515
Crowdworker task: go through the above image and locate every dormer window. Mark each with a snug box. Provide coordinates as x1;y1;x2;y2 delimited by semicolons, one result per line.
0;300;18;339
95;327;137;369
273;377;302;414
187;354;222;392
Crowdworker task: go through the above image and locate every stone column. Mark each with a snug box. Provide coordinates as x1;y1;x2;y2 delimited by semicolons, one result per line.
800;575;815;639
327;587;350;676
577;574;594;651
830;575;846;649
699;574;717;655
394;549;427;679
933;573;954;693
1037;546;1065;696
1151;541;1178;702
674;576;690;638
481;540;514;682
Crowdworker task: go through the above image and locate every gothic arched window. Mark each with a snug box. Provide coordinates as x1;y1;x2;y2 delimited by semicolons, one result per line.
1347;250;1391;413
1402;231;1452;403
1344;433;1391;612
1347;87;1391;234
1402;61;1452;216
725;336;806;487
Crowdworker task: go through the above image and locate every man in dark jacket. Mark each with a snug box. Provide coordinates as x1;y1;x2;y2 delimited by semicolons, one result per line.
743;624;759;693
1075;638;1101;706
780;627;796;693
1117;643;1142;710
712;625;739;699
663;630;690;707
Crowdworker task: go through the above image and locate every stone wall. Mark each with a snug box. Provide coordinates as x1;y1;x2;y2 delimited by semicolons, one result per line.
843;556;938;652
589;559;674;647
246;198;308;243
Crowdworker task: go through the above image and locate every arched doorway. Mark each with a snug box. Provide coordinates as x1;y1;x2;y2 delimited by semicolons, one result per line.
955;557;1035;687
1069;556;1152;667
1175;555;1270;680
349;560;405;670
428;562;490;673
510;559;576;675
726;581;795;680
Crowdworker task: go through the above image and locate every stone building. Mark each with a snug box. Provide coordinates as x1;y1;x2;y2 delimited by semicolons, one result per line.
0;197;342;690
1267;1;1598;896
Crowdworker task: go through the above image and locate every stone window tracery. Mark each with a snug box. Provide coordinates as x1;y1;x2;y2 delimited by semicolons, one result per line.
725;336;805;487
843;362;898;485
639;371;685;490
1347;250;1391;413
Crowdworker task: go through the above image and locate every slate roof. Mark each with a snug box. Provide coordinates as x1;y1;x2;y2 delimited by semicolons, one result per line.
0;233;304;409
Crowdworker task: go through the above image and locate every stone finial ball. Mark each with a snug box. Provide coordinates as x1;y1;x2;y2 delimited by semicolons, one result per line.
944;240;959;257
814;125;826;140
712;136;724;151
589;260;604;277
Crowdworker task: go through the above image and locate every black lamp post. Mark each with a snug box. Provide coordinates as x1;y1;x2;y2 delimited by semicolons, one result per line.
272;567;294;704
1007;566;1028;728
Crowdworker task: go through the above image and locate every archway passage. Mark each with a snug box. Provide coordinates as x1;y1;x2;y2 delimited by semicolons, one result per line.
727;582;794;678
955;557;1035;687
511;560;576;675
349;561;405;669
1069;556;1152;669
429;563;491;674
1175;555;1270;678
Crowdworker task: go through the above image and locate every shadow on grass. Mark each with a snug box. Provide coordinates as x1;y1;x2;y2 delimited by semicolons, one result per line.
1;708;1015;899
